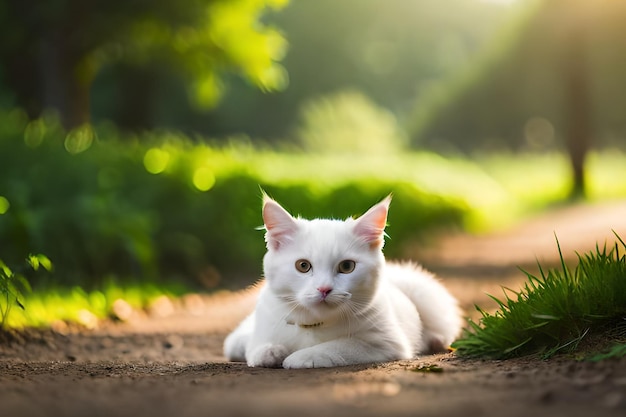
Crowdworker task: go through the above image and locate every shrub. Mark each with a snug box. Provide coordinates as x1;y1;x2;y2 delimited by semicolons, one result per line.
295;90;408;155
0;110;467;290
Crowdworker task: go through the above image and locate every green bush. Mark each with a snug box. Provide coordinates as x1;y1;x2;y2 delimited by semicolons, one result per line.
0;110;467;290
263;181;464;252
295;90;408;155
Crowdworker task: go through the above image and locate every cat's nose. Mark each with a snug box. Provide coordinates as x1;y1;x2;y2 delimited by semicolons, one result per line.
317;286;333;300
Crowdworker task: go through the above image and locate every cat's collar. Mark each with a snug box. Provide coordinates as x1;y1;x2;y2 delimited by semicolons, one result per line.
286;320;324;328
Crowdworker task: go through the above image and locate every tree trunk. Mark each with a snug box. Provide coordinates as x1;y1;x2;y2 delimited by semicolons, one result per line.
562;11;592;199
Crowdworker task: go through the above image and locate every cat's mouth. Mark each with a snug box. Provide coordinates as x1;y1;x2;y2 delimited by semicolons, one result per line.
308;291;352;305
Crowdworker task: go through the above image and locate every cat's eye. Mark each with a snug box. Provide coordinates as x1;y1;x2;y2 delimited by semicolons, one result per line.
337;260;356;274
295;259;312;273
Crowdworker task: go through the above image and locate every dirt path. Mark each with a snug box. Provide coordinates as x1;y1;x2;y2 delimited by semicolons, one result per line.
2;200;626;417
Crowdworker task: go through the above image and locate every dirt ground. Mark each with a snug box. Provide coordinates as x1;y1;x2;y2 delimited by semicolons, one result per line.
2;200;626;417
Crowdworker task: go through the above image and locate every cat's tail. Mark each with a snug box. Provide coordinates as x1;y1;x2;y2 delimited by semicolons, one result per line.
386;261;463;353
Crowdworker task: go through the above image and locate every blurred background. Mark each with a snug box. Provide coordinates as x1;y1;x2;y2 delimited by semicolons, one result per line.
1;0;626;327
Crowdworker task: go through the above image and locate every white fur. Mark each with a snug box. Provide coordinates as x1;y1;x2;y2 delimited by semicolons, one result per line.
223;196;462;368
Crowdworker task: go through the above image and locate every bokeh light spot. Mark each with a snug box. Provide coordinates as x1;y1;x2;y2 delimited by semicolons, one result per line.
24;119;46;148
143;148;170;174
193;167;216;191
65;124;95;154
0;196;9;214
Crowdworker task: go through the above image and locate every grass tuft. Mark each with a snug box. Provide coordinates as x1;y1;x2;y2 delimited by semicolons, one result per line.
452;233;626;359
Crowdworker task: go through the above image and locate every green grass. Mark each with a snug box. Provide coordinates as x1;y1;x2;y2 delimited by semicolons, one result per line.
452;235;626;359
0;279;188;329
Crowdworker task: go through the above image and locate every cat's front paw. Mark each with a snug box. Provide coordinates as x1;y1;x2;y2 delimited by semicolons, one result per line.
283;349;347;369
247;343;289;368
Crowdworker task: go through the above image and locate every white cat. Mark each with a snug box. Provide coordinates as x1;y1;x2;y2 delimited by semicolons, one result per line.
223;195;462;368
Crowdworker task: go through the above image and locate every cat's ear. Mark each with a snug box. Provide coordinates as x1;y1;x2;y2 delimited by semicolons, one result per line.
354;195;391;248
262;195;299;250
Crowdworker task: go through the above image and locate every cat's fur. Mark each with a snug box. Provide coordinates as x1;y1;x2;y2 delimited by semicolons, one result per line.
223;195;462;368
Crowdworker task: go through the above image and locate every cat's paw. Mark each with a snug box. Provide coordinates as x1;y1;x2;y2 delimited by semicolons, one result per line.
247;343;289;368
283;349;347;369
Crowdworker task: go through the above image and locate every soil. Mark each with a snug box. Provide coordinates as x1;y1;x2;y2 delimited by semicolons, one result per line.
2;200;626;417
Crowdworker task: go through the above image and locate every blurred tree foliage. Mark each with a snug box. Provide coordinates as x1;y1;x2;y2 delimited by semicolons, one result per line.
411;0;626;196
296;90;407;155
0;0;288;129
92;0;511;138
0;110;466;289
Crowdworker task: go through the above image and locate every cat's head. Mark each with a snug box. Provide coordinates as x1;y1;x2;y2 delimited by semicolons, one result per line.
261;195;390;325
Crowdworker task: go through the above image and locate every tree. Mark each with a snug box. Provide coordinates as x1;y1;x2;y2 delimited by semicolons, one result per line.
412;0;626;198
192;0;512;140
0;0;289;129
560;0;592;198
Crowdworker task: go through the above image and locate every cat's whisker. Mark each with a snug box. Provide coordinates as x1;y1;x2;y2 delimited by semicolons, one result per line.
271;297;303;331
339;304;355;337
345;299;385;330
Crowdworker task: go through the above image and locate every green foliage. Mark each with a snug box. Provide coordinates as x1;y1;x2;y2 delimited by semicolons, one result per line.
296;90;407;155
183;0;512;139
3;107;626;306
0;110;471;291
26;254;53;273
453;235;626;359
0;254;51;328
2;107;626;329
0;0;289;128
132;0;290;108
